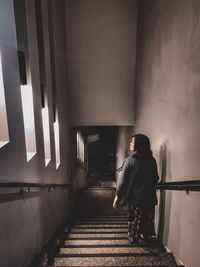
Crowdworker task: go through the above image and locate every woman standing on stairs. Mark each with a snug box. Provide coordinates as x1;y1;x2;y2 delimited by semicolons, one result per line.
113;134;159;245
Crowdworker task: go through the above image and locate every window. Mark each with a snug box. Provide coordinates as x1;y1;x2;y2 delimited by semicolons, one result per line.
77;131;84;163
42;96;51;166
54;108;60;169
0;51;9;148
20;84;37;161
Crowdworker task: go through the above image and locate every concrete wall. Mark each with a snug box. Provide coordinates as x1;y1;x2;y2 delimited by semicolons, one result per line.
0;1;73;266
65;0;137;126
134;1;200;266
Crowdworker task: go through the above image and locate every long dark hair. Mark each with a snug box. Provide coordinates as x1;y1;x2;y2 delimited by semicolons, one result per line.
132;134;152;158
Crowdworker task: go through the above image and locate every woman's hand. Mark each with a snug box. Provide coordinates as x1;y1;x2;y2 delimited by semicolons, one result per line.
113;195;118;209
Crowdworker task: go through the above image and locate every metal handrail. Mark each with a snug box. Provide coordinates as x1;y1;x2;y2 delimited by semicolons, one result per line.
156;180;200;192
0;162;87;189
0;163;88;202
116;164;200;192
0;179;199;196
86;181;200;192
0;182;73;203
0;182;73;188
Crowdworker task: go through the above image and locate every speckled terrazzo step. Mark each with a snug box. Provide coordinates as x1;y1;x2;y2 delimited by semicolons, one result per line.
59;246;165;255
89;215;127;218
53;253;177;266
72;225;127;229
64;239;131;246
76;218;128;224
82;214;127;217
82;216;128;220
64;241;161;248
67;232;128;238
74;222;128;226
70;228;127;233
77;214;127;219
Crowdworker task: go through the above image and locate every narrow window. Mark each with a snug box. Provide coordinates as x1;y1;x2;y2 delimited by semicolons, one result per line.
76;131;80;160
0;51;9;148
81;137;85;163
20;84;37;161
54;109;60;169
42;97;51;166
77;131;84;163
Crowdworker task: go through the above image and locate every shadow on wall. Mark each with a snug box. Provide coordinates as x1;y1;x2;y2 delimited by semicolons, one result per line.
157;142;172;244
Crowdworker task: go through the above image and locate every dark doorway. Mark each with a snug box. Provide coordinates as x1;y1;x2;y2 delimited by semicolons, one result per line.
87;126;117;187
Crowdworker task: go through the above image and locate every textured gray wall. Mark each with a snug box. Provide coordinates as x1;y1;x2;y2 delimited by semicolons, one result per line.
65;0;137;126
0;1;73;266
134;1;200;266
0;189;73;267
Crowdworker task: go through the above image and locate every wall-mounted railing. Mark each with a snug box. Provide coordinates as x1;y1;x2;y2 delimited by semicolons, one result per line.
0;182;73;188
156;180;200;192
117;164;200;192
0;161;87;203
88;181;200;191
1;179;199;203
0;182;73;203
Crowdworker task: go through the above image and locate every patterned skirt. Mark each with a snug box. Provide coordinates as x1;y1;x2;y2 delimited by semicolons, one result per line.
128;206;156;244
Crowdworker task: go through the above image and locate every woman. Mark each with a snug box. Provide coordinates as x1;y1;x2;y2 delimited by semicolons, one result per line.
113;134;159;245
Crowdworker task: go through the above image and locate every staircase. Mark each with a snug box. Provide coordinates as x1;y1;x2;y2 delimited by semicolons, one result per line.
27;188;184;267
31;213;184;267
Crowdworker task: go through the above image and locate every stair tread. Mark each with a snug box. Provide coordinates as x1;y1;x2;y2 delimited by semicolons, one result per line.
59;246;165;255
76;220;128;225
64;239;161;246
68;233;128;238
70;228;127;232
78;218;128;221
54;253;177;266
88;215;127;218
50;266;178;267
72;225;127;229
58;252;169;257
74;221;128;226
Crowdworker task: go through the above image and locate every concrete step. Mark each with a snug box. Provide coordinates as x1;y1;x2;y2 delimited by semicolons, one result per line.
59;246;165;255
53;253;177;266
67;232;128;238
74;221;128;227
64;239;131;246
88;214;127;218
79;216;128;222
83;215;127;219
64;239;161;246
72;225;127;230
73;223;128;229
70;228;127;233
77;220;128;224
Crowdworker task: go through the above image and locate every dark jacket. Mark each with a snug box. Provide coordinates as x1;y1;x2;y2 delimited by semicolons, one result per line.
116;154;159;209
